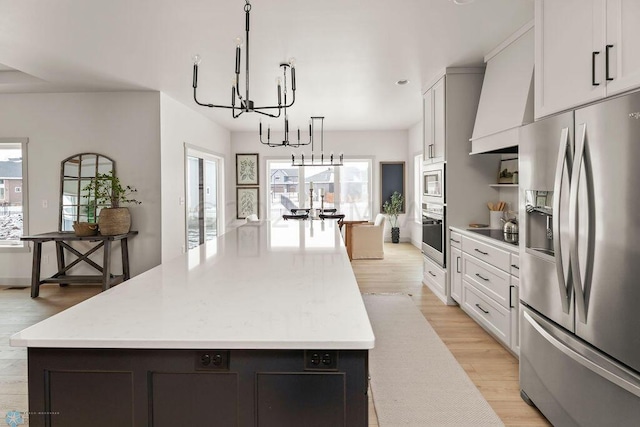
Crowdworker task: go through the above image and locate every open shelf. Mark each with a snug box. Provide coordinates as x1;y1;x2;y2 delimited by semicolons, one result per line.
489;184;518;188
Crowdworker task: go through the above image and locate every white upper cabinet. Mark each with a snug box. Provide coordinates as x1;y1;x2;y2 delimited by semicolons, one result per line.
423;87;434;162
423;76;446;164
605;0;640;95
535;0;606;119
535;0;640;119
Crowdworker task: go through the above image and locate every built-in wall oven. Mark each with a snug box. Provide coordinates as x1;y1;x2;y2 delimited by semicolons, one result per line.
421;202;445;267
423;163;445;203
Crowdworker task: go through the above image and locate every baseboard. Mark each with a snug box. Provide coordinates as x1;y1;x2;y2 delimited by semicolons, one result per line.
0;277;30;287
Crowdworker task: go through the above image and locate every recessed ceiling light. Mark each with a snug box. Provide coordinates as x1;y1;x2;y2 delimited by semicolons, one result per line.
396;79;410;86
452;0;475;4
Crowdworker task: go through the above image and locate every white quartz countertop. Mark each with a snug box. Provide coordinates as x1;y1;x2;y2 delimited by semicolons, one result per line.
449;225;519;253
11;220;375;350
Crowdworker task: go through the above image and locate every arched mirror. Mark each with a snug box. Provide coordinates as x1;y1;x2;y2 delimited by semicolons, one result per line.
59;153;115;231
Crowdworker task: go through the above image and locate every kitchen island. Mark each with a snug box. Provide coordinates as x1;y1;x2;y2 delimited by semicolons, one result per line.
11;219;374;427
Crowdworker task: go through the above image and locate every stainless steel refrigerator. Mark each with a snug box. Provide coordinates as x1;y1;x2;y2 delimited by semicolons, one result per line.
519;91;640;426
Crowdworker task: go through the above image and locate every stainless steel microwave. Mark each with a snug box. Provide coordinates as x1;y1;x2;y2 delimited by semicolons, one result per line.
423;164;444;202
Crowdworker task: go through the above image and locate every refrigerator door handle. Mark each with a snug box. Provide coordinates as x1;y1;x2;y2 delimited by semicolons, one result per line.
569;123;588;324
524;310;640;399
552;127;572;314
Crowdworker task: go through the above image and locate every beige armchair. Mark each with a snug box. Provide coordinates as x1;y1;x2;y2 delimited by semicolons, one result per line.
350;214;386;260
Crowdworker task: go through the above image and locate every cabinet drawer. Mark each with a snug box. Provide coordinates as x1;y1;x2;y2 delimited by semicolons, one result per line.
510;253;520;278
423;255;446;296
462;235;511;271
449;231;462;249
462;281;510;346
463;254;511;308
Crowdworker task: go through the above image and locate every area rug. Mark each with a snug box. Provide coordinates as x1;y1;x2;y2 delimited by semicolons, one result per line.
363;293;504;427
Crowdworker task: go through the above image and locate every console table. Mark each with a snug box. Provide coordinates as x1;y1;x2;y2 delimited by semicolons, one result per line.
20;231;138;298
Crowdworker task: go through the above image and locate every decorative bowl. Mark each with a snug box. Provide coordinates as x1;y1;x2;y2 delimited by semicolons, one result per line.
73;221;99;237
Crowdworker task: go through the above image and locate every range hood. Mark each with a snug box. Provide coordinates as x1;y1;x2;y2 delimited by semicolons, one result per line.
470;21;534;155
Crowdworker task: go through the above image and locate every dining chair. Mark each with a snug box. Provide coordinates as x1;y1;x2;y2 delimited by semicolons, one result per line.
282;213;309;220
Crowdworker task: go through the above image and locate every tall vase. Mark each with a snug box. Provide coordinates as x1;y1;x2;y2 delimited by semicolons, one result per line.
391;227;400;244
98;207;131;236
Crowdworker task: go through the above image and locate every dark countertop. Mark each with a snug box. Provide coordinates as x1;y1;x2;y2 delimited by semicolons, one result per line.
465;228;519;246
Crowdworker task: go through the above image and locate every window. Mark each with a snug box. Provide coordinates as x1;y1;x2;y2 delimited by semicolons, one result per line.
414;153;423;223
0;138;28;249
267;158;372;221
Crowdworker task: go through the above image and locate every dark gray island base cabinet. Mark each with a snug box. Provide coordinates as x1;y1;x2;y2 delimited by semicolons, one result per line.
27;348;368;427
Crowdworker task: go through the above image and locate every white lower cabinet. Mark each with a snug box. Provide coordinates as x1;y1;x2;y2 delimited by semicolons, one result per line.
450;246;463;303
462;281;511;345
453;228;520;356
510;276;520;355
423;255;447;304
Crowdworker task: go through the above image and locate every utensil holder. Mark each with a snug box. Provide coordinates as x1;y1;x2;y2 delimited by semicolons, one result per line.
490;211;503;229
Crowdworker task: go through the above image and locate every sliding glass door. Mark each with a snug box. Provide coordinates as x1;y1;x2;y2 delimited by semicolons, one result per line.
186;150;222;250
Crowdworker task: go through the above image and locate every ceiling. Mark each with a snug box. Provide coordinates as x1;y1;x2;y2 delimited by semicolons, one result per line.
0;0;533;132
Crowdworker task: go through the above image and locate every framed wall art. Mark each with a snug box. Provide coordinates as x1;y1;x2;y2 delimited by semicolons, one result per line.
497;157;518;184
237;187;259;219
236;153;259;185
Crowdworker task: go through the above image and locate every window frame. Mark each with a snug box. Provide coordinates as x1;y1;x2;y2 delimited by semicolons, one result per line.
0;137;29;252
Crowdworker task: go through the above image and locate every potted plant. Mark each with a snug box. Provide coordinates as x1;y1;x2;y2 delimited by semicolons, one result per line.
382;191;404;244
82;171;141;236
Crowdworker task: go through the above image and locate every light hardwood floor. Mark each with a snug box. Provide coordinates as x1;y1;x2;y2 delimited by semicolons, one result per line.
1;242;549;426
353;242;550;427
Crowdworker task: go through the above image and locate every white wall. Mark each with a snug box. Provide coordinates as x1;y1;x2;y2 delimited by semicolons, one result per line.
407;121;423;248
159;94;231;262
0;92;162;284
231;129;410;238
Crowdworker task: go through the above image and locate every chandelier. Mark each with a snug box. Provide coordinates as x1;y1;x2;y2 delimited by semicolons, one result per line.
291;117;343;167
191;0;296;118
259;115;311;147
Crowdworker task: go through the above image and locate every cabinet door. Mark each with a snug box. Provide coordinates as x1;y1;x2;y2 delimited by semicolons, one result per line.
535;0;606;119
423;88;434;163
605;0;640;96
450;246;462;303
510;276;520;356
432;76;446;162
